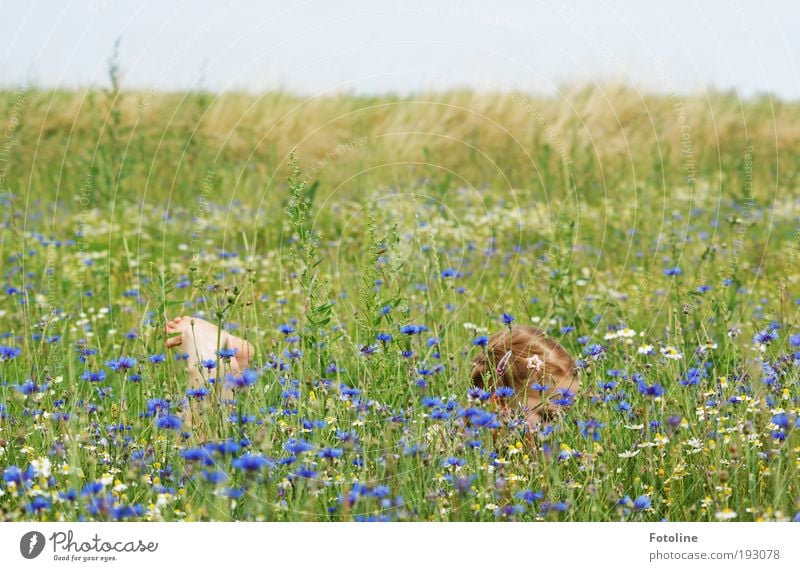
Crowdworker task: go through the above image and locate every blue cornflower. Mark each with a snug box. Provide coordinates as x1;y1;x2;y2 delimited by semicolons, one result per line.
753;329;778;345
217;347;237;359
0;345;22;360
469;411;501;429
81;481;105;496
285;348;303;359
345;482;369;503
598;379;618;391
540;501;569;514
109;504;143;520
578;419;605;441
552;388;576;407
4;465;34;485
494;386;515;399
360;344;379;356
146;398;170;417
106;356;137;371
372;485;391;498
501;312;515;324
225;369;259;389
202;470;228;485
376;332;393;343
583;344;606;358
180;448;214;463
15;380;47;395
232;453;273;472
441;456;465;468
467;387;492;400
516;489;543;504
79;482;104;497
281;387;300;400
229;413;258;425
404;443;424;456
27;496;51;513
284;438;315;454
790;334;800;347
339;383;361;398
633;495;651;511
637;378;665;398
279;324;296;335
204;439;241;455
772;412;789;430
426;336;440;347
318;447;343;459
81;369;106;383
201;359;216;370
295;466;317;479
186;387;210;400
663;267;682;276
472;335;489;347
680;367;702;387
76;346;98;362
771;428;787;441
148;353;166;364
156;415;182;430
441;268;460;279
400;324;428;335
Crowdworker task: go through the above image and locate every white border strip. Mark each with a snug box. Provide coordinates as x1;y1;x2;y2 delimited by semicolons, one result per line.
0;522;797;570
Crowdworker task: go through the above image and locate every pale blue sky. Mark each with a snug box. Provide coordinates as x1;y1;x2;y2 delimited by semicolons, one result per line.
1;0;798;98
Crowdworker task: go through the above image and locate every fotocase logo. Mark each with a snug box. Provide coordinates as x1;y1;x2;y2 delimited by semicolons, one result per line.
20;531;46;559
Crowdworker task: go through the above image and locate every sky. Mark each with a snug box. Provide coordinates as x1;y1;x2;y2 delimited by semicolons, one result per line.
1;0;798;98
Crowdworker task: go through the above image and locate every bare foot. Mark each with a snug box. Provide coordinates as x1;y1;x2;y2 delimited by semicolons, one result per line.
225;329;255;372
165;316;255;437
166;316;254;388
165;315;254;371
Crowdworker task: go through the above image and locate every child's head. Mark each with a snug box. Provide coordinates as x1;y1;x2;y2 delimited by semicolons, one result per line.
470;326;576;395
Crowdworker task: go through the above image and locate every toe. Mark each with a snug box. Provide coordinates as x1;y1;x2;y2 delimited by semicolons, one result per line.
166;335;183;348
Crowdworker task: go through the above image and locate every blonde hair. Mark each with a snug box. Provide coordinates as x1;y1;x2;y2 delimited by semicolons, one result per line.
471;326;578;416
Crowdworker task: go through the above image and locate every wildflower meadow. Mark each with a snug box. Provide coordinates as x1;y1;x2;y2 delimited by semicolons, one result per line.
1;85;799;522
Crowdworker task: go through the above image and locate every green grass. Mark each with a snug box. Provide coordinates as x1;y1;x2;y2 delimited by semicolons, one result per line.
0;86;798;521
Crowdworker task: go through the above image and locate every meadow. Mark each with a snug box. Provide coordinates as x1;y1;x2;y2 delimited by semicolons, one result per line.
1;83;800;521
